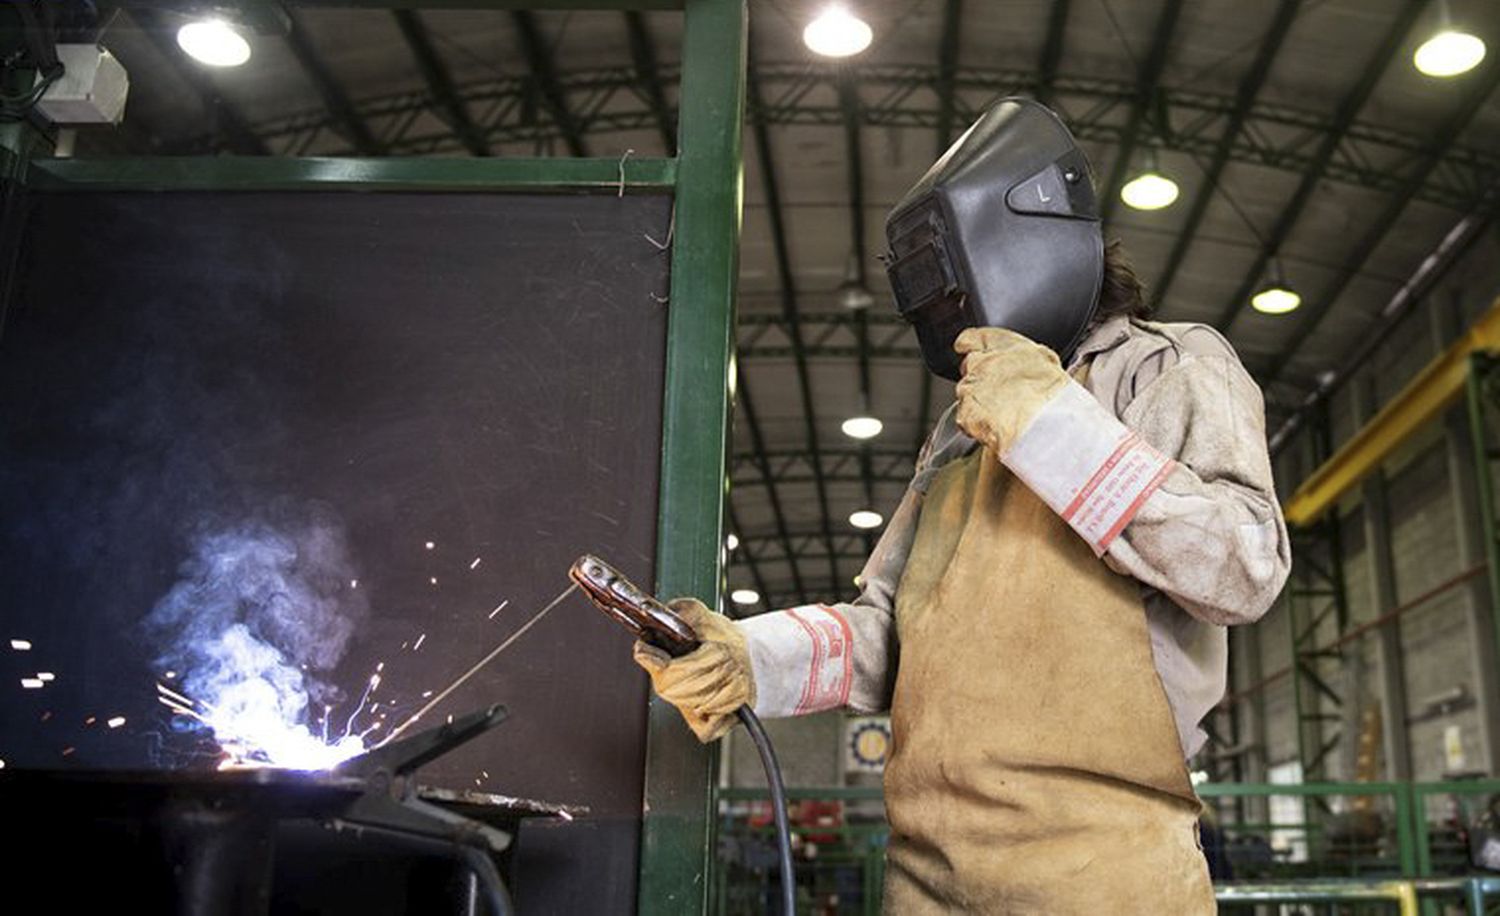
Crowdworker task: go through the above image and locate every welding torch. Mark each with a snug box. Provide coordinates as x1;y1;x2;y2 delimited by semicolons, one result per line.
569;555;796;916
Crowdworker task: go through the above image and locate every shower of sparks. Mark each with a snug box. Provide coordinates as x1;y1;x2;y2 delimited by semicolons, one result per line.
20;678;43;689
10;639;32;651
107;717;126;729
470;557;482;570
412;633;427;651
156;681;364;771
488;600;508;619
36;673;55;682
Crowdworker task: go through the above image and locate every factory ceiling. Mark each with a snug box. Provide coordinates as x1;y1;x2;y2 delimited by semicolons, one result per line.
58;0;1500;611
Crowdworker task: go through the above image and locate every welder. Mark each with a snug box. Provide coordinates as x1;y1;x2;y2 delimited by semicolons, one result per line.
633;98;1290;913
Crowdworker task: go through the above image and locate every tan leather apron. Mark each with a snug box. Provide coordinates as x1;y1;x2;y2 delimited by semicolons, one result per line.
882;444;1215;914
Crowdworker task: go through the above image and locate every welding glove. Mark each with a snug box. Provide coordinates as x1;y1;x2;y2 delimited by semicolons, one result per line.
953;326;1071;455
954;325;1177;556
632;598;754;743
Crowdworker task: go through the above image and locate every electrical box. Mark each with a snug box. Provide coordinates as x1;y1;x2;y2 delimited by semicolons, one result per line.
37;45;129;126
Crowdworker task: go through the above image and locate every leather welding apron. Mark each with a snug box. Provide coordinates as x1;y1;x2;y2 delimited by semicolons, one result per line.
882;444;1215;914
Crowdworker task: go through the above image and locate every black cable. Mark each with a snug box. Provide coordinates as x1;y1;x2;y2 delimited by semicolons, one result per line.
736;706;796;916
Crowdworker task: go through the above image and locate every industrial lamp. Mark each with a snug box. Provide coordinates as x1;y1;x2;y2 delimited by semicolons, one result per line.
841;415;883;439
849;509;883;530
804;6;873;58
1251;260;1301;315
177;19;252;67
1414;2;1487;77
1120;150;1180;211
730;588;761;606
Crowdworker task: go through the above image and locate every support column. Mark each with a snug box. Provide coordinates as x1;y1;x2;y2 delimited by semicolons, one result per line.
1353;377;1415;781
1432;299;1500;773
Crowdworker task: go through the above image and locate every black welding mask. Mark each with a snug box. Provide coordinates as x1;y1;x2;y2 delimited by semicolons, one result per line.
883;98;1104;381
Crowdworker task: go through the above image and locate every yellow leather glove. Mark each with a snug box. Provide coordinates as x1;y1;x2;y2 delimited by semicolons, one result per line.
954;326;1071;454
632;598;754;743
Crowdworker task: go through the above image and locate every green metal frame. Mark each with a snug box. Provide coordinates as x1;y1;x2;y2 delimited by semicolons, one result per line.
1466;351;1500;691
715;781;1500;913
4;1;747;911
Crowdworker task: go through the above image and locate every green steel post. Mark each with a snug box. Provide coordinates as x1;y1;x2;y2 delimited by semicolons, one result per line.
1394;780;1417;876
1466;353;1500;708
640;0;746;913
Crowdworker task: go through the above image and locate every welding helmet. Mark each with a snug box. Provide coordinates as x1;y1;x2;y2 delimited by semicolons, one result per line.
883;97;1104;380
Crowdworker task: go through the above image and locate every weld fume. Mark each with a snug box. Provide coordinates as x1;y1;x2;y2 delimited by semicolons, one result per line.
147;506;370;768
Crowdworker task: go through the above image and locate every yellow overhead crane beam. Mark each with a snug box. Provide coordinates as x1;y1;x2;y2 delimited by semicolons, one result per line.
1284;297;1500;527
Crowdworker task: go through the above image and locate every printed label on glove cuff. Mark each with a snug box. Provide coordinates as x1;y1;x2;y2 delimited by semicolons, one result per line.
740;604;853;718
1005;381;1176;555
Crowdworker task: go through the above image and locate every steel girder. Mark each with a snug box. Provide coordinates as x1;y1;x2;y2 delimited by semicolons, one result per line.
160;62;1500;211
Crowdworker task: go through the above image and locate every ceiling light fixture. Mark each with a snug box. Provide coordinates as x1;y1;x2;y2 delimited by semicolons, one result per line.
730;588;760;606
1415;29;1487;77
725;533;740;552
849;509;884;530
841;415;883;440
1251;259;1302;315
177;19;251;67
804;6;873;58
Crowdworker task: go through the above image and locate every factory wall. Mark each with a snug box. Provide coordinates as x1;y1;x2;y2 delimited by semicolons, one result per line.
1223;230;1500;790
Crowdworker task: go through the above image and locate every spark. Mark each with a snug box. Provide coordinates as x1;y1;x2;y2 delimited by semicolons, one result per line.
446;714;453;724
558;810;574;822
85;716;96;725
164;670;177;679
400;641;409;650
470;557;482;570
39;711;52;722
21;678;43;689
488;600;509;620
376;662;386;673
474;778;482;786
429;577;438;586
421;690;433;698
61;746;74;757
412;633;427;651
36;673;54;682
350;579;359;589
156;683;199;709
0;759;5;769
107;717;126;729
482;770;490;779
341;671;382;739
10;639;31;651
425;541;435;550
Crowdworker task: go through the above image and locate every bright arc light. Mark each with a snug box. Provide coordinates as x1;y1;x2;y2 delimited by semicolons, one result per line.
725;533;740;552
803;6;873;58
1414;30;1487;77
849;509;884;530
1251;285;1302;315
841;415;884;440
176;20;251;68
730;588;761;606
1120;172;1180;210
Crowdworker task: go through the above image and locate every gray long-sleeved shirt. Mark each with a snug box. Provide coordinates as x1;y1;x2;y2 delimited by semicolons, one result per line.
739;316;1292;758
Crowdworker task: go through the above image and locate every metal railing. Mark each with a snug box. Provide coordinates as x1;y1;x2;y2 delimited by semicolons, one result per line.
714;781;1500;914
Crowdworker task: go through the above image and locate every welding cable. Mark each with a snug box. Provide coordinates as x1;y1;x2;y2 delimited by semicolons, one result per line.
736;706;796;916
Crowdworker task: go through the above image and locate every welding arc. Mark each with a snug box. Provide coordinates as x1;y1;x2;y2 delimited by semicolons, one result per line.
379;583;579;746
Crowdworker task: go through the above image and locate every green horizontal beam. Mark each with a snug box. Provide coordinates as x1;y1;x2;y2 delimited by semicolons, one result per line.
1198;781;1404;799
24;156;677;193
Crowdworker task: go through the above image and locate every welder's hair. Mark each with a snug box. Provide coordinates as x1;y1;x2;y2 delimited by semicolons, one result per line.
1096;239;1151;320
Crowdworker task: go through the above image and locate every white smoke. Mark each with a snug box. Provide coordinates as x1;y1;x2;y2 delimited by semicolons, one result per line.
148;505;371;769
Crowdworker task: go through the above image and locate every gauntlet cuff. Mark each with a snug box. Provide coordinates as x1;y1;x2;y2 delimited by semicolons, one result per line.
738;605;854;718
